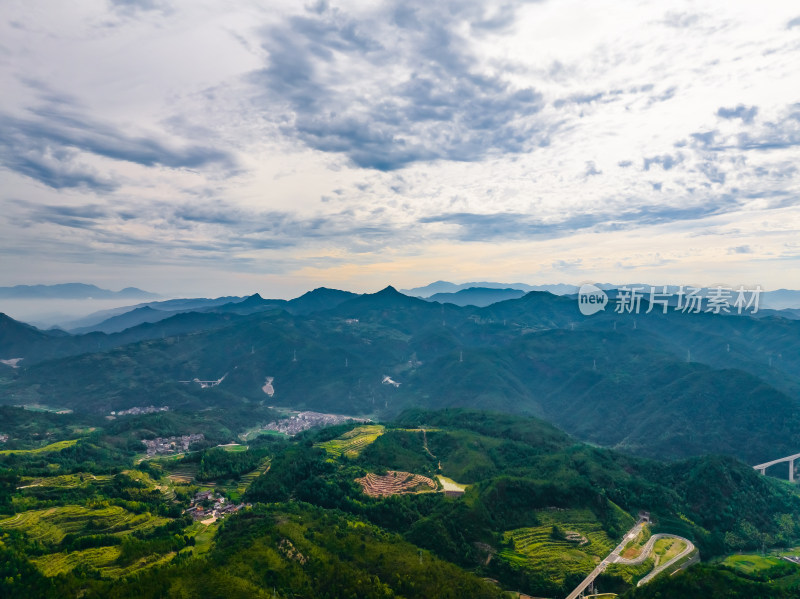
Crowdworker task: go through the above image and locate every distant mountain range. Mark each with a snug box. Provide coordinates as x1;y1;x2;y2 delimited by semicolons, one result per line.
2;284;800;465
66;287;358;334
4;281;800;599
403;280;800;309
0;283;159;300
65;296;248;332
401;280;583;297
425;287;526;307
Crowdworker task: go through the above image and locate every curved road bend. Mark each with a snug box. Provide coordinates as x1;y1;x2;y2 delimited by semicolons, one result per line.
636;535;695;586
615;533;692;566
564;521;645;599
565;524;696;599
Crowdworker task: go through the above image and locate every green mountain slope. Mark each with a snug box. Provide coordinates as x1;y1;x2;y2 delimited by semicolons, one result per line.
3;409;800;598
2;288;800;464
621;564;800;598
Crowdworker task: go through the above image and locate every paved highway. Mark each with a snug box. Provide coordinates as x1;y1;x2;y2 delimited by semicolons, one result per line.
564;523;697;598
636;535;695;586
564;521;645;599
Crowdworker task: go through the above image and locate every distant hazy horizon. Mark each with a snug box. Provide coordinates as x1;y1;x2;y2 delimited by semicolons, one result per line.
3;278;799;328
2;1;799;298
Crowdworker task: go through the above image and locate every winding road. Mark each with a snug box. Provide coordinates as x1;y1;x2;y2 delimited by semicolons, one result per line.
635;535;696;587
565;521;645;599
565;522;697;598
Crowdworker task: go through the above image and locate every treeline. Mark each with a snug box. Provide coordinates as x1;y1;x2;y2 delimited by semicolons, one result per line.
244;415;800;596
5;409;800;599
243;436;622;593
391;411;800;558
13;472;181;517
621;565;800;598
180;446;269;482
0;434;133;477
0;468;18;512
0;406;95;451
244;444;337;503
75;503;510;599
0;543;58;599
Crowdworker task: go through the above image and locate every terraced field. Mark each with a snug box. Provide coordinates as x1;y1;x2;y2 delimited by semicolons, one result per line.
162;460;199;484
0;438;79;455
499;509;623;586
32;545;176;578
235;458;270;493
0;504;170;544
356;470;437;496
711;553;800;589
32;546;123;576
316;425;385;458
212;457;271;501
123;469;176;500
17;472;112;490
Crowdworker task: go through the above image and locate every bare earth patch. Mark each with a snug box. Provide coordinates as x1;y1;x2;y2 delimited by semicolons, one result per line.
356;471;437;497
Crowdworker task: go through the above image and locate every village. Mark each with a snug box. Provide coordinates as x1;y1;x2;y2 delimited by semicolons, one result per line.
141;433;205;457
111;405;169;417
261;411;370;436
185;489;247;523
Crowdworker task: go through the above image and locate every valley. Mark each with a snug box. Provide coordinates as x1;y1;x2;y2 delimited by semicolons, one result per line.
3;0;799;593
2;286;800;597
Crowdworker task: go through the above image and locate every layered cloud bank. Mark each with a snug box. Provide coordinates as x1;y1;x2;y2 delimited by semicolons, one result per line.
0;0;798;295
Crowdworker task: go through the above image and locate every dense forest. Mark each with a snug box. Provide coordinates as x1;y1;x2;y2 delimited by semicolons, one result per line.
3;403;800;596
3;287;800;465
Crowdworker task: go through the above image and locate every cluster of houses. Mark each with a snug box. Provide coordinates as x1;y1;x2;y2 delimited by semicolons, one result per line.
0;434;8;443
186;490;246;522
111;405;169;417
142;433;205;457
262;411;369;436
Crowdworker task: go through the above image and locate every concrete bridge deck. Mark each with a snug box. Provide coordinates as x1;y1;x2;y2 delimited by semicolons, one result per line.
753;452;800;481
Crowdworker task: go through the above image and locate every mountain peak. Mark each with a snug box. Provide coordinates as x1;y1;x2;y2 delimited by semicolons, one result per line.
300;287;348;298
288;287;359;314
375;285;401;296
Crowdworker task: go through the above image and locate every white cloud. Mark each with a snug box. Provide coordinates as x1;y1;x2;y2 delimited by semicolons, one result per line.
0;0;798;296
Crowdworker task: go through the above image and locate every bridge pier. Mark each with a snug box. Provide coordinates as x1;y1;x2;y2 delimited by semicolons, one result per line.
753;452;800;483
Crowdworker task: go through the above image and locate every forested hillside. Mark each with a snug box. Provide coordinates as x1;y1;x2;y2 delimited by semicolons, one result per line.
3;287;799;463
4;409;800;597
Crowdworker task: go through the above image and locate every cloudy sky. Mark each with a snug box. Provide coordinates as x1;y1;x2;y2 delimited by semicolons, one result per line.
1;0;799;298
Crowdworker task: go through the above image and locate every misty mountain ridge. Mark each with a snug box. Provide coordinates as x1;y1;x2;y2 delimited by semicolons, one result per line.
405;280;800;309
425;287;526;307
67;287;359;333
0;283;159;300
62;295;249;331
401;280;584;297
69;306;177;335
2;284;800;466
